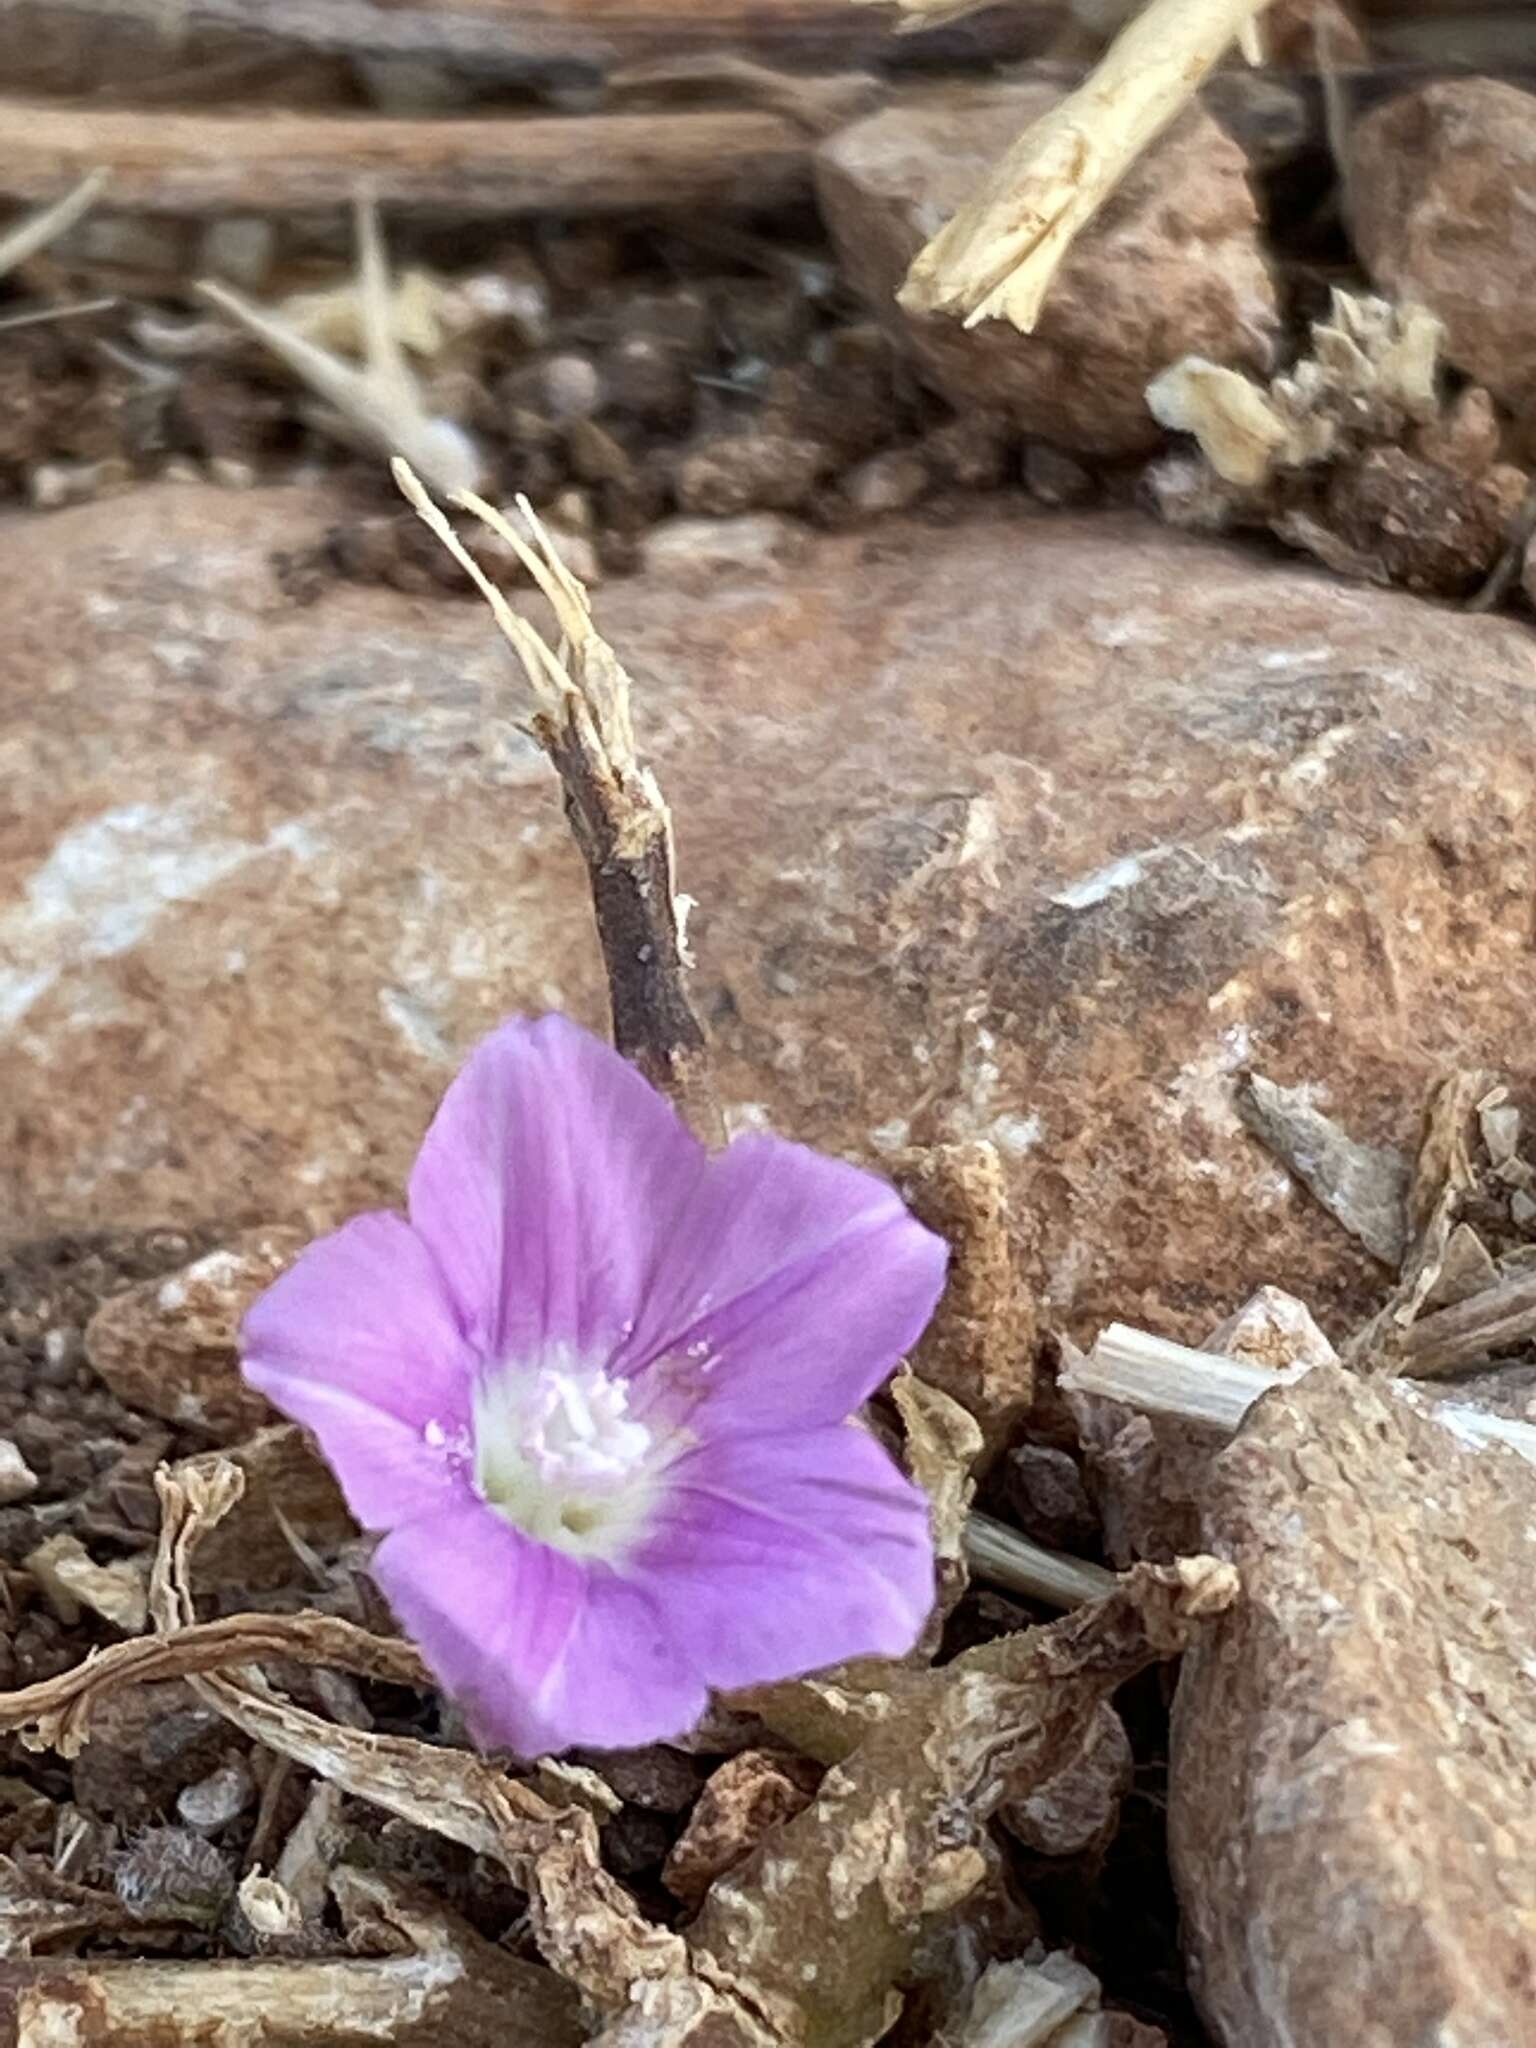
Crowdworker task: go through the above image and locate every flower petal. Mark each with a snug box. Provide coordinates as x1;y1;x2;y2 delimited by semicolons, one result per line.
632;1422;935;1690
620;1133;948;1431
373;1504;707;1756
241;1212;474;1530
407;1015;707;1365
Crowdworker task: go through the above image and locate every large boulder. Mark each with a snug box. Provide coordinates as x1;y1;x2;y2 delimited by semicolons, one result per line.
1351;79;1536;425
816;86;1280;458
5;482;1536;1344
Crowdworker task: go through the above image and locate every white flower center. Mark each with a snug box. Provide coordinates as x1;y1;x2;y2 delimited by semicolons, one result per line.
471;1358;659;1561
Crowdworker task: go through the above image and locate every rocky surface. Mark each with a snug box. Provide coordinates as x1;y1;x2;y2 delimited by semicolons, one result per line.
816;87;1279;458
1351;79;1536;427
6;484;1536;1348
1170;1368;1536;2047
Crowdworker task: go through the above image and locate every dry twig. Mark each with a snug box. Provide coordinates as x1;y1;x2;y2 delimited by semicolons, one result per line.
899;0;1276;331
395;460;724;1144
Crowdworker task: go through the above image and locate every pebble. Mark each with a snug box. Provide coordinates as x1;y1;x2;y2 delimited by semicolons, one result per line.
0;1438;38;1507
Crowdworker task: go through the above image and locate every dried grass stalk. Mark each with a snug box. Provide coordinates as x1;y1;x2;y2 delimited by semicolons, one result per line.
900;0;1276;331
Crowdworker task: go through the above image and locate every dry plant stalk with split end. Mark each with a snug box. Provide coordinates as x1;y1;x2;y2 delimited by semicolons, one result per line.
898;0;1276;331
393;459;724;1147
0;167;107;281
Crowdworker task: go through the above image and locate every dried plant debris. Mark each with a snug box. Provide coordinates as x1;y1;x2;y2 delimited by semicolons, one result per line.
679;1557;1234;2047
3;1866;585;2046
1147;292;1531;595
198;198;486;498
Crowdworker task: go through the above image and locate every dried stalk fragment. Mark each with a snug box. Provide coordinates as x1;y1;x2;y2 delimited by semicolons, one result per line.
143;1461;733;2024
0;1867;585;2046
964;1512;1117;1609
395;460;723;1144
0;1602;428;1758
0;167;107;281
899;0;1276;331
1066;1322;1536;1466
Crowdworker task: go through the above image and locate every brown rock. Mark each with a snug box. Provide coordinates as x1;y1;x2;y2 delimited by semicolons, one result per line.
639;512;812;587
1171;1368;1536;2047
1000;1700;1131;1861
896;1142;1035;1458
1351;80;1536;421
816;88;1279;458
840;447;930;517
999;1443;1099;1556
673;432;833;516
662;1750;817;1910
72;1682;229;1825
84;1229;303;1436
1321;446;1527;597
10;486;1536;1350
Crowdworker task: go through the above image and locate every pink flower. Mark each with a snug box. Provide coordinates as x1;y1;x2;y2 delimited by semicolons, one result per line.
241;1016;947;1756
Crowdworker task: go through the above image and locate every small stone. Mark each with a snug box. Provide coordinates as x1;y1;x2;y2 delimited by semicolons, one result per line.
599;332;698;430
73;1684;229;1825
207;456;257;491
840;447;930;516
537;223;625;297
640;512;813;588
1023;442;1095;507
114;1825;235;1919
1001;1443;1098;1555
0;1440;38;1507
662;1750;817;1909
674;433;832;517
1351;81;1536;422
1321;446;1529;597
196;216;277;292
235;1868;304;1939
1480;1100;1521;1166
1001;1701;1131;1860
818;86;1279;457
85;1228;303;1435
1512;1189;1536;1228
1203;1285;1339;1374
1413;384;1505;481
178;1759;256;1832
921;413;1012;490
499;352;603;425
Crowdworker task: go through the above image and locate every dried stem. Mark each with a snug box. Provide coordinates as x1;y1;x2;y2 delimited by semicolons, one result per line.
0;166;107;281
1399;1268;1536;1379
395;460;725;1146
899;0;1276;331
1067;1321;1536;1466
0;1868;584;2047
963;1511;1117;1608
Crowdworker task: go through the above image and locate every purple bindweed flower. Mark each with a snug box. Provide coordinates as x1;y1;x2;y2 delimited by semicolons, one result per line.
241;1015;948;1757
